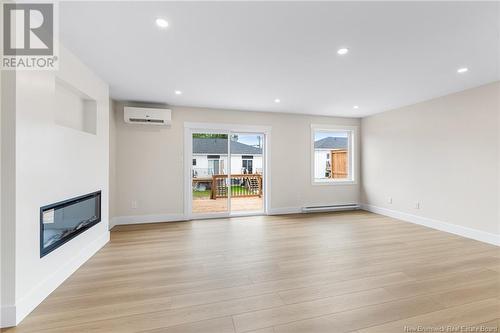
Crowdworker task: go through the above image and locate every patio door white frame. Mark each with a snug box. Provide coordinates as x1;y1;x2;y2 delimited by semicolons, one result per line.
184;122;271;220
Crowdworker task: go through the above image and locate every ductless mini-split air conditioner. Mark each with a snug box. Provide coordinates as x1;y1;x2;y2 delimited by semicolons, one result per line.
124;107;171;126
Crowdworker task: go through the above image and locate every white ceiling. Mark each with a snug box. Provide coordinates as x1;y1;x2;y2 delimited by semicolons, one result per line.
60;1;500;117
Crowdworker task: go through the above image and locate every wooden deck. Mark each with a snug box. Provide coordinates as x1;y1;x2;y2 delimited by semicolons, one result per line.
192;197;263;213
4;211;499;333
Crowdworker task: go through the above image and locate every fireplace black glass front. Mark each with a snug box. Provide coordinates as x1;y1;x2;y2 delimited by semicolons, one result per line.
40;191;101;257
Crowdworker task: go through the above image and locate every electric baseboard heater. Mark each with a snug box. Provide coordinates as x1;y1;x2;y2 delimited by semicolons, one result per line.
302;204;360;213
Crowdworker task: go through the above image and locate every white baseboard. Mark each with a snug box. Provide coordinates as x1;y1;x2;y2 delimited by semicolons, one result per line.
110;213;187;229
4;231;110;328
268;207;302;215
361;204;500;246
110;209;307;227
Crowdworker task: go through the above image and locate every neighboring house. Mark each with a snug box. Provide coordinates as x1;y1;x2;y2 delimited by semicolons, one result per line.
314;137;348;179
192;138;263;177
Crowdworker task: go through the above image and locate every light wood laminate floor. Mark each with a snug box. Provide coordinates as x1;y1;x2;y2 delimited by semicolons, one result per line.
192;197;263;213
3;211;500;333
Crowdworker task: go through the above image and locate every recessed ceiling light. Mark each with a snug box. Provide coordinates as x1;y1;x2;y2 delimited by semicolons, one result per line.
274;98;281;103
155;18;169;29
337;48;349;55
175;90;182;95
353;105;359;109
457;67;468;74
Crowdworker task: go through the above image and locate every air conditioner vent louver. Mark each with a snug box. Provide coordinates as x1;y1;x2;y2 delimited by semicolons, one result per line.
129;118;165;124
124;107;171;126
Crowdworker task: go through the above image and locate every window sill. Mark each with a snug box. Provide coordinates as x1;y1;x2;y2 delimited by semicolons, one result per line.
312;180;357;186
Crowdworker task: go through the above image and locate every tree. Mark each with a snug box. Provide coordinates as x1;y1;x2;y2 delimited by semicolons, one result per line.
192;133;227;139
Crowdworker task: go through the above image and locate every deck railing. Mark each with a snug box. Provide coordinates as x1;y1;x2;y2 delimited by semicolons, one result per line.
211;174;262;199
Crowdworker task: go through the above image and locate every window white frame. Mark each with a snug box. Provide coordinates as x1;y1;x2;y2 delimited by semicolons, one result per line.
310;124;357;185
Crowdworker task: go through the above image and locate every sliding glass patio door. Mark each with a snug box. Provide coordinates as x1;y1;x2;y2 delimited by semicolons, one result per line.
188;128;266;218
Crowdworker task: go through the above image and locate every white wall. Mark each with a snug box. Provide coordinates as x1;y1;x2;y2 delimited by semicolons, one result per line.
1;45;110;327
112;103;360;222
361;82;500;243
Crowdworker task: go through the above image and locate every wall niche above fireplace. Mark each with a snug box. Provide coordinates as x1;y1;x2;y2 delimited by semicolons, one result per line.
40;191;101;257
54;78;98;135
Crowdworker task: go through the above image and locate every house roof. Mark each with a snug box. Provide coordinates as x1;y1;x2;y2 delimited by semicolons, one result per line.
314;137;348;149
193;138;262;155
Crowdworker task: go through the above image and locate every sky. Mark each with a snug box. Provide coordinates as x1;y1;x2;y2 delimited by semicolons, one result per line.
314;131;348;141
233;132;346;146
233;134;263;147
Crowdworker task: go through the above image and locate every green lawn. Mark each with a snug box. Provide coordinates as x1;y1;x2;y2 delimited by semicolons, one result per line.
192;190;211;198
193;185;255;199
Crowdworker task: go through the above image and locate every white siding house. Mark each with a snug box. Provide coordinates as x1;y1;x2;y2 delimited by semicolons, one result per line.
192;138;263;178
314;149;331;179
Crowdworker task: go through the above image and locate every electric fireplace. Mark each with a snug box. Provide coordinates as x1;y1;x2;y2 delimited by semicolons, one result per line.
40;191;101;257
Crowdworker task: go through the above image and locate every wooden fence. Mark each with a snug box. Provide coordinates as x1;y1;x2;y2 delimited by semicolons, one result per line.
211;174;262;199
330;150;348;179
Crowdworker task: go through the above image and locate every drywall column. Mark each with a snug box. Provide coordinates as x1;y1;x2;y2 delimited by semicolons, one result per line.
8;45;110;327
1;70;17;327
497;82;500;232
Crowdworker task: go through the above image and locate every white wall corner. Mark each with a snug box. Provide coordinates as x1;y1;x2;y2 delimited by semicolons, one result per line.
12;231;109;326
1;305;16;328
109;217;117;230
361;204;500;246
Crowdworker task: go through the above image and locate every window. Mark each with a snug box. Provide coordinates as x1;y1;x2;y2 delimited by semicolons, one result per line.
311;125;355;184
207;157;225;175
207;159;219;175
192;158;197;166
242;157;253;174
